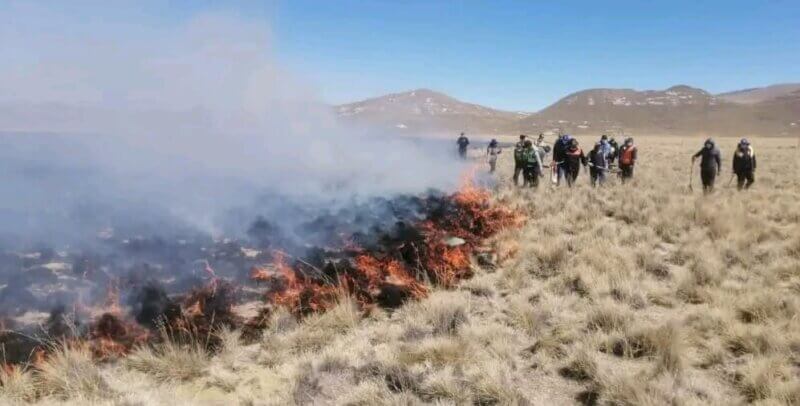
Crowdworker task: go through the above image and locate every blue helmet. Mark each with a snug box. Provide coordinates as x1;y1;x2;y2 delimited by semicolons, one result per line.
739;138;750;146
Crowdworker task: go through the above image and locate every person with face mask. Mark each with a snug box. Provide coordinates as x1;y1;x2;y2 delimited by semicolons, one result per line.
732;138;756;190
617;137;637;182
588;141;609;187
692;138;722;193
564;138;587;187
552;134;573;186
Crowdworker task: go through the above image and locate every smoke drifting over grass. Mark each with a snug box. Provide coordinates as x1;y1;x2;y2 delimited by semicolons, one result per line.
0;9;463;247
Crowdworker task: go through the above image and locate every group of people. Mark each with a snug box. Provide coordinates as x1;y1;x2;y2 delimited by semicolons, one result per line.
502;133;638;188
692;138;757;192
459;132;757;193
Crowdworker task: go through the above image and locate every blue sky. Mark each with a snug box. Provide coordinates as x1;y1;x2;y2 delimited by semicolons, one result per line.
3;1;799;111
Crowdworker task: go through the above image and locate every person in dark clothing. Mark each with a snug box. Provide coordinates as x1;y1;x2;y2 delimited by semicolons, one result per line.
588;142;609;187
732;138;756;190
564;138;587;187
692;138;722;193
486;139;502;173
608;137;620;165
552;134;572;186
521;140;543;188
456;132;470;159
617;137;637;182
512;134;527;185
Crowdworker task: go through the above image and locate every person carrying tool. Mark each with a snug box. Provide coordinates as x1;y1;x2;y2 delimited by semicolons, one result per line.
732;138;756;190
486;139;502;173
512;134;527;185
608;136;620;165
535;133;551;156
564;138;587;187
617;137;638;182
599;134;614;161
456;132;470;159
588;141;609;187
692;138;722;193
552;133;572;186
522;139;543;188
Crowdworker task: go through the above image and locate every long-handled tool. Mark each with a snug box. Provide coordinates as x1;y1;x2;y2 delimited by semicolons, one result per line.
688;162;694;192
727;173;736;187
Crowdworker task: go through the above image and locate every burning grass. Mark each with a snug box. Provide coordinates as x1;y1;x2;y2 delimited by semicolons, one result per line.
3;135;797;405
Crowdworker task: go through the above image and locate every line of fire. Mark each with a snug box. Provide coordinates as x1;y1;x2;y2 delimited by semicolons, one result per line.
1;170;520;372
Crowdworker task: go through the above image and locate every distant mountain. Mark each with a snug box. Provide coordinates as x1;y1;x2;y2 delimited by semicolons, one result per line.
335;89;523;134
336;84;799;136
717;83;800;104
521;85;723;134
524;84;799;135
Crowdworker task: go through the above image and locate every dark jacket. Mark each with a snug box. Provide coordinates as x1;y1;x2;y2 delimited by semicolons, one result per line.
732;146;756;173
693;142;722;171
565;146;587;171
588;147;608;169
552;136;569;162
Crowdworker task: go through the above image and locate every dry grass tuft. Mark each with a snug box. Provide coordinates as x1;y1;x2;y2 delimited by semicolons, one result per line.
0;366;37;403
126;338;208;382
36;344;113;400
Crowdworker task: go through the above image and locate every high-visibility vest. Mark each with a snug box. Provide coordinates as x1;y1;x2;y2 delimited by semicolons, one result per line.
620;146;636;165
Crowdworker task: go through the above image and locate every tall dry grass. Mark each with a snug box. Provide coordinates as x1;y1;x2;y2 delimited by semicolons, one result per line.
4;135;798;405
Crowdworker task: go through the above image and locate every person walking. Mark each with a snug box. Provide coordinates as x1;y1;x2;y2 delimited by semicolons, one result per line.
552;134;572;186
456;132;470;159
732;138;756;190
486;139;502;173
522;140;543;188
588;141;609;187
617;137;638;182
692;138;722;193
512;134;527;185
608;136;620;165
564;138;587;187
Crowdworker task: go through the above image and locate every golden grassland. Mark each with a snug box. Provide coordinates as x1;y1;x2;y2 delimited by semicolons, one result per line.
2;136;799;405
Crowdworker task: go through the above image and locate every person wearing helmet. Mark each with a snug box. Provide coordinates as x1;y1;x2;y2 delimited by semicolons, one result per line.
732;138;756;190
456;132;470;159
617;137;638;182
512;134;527;185
486;139;502;173
522;139;544;188
588;141;609;187
564;138;588;187
692;138;722;193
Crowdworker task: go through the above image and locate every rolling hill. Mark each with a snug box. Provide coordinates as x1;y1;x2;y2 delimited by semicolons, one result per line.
336;84;799;137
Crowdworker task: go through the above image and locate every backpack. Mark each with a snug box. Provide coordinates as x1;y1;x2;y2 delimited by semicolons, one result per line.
514;146;525;162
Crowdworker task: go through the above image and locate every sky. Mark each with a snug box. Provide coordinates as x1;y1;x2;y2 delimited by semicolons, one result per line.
2;0;799;111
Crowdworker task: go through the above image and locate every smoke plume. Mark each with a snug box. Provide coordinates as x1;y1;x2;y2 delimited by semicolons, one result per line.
0;9;464;248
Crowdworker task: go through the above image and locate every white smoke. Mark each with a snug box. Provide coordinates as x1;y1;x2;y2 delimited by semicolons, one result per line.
0;9;465;247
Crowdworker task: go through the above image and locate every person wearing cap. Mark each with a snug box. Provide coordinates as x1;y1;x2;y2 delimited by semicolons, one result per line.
486;139;502;173
732;138;757;190
552;133;573;186
564;138;588;187
512;134;527;185
588;141;609;187
521;139;544;188
617;137;638;182
692;138;722;193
